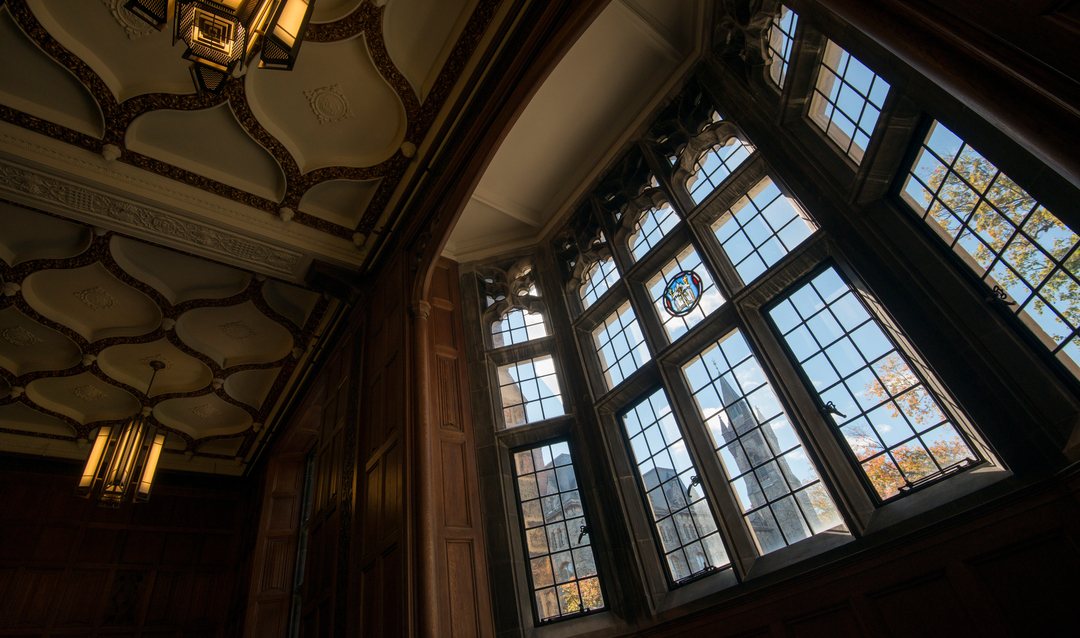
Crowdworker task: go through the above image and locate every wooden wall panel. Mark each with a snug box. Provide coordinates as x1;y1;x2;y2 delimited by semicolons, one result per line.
0;466;252;637
423;258;495;638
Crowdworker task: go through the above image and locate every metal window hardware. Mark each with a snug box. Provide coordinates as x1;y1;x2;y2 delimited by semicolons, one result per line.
686;475;702;497
823;401;847;419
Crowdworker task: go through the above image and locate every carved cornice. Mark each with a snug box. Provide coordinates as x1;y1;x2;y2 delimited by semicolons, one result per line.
0;161;303;275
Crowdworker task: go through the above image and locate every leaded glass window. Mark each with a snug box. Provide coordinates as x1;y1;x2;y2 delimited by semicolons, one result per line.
712;176;817;285
593;301;651;389
683;330;841;554
498;356;566;427
492;308;548;347
513;441;605;622
688;139;756;205
629;204;680;261
767;6;799;88
809;40;890;163
901;120;1080;375
581;256;620;308
768;266;980;500
621;389;730;583
647;244;725;341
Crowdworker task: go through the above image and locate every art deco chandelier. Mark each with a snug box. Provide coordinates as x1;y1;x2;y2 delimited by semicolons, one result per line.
124;0;314;94
77;360;168;507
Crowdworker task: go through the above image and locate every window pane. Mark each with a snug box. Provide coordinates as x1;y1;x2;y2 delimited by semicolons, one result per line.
629;204;680;261
492;308;547;347
767;6;799;88
688;139;756;205
513;442;606;622
621;389;731;583
683;330;843;552
593;300;651;389
713;176;817;284
808;40;890;164
498;356;566;427
648;244;726;342
581;256;620;308
769;267;980;501
901;120;1080;378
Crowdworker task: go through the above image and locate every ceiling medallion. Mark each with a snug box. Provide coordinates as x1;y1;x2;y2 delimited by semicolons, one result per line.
190;403;221;419
101;0;158;40
71;385;109;402
305;85;353;124
74;286;118;311
662;270;703;317
138;354;173;370
1;326;42;347
220;321;257;340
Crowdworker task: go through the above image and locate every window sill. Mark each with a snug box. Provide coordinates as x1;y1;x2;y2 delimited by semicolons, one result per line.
525;609;621;638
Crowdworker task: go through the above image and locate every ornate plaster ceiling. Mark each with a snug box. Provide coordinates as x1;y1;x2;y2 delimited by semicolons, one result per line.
0;203;337;474
0;0;505;474
0;0;497;281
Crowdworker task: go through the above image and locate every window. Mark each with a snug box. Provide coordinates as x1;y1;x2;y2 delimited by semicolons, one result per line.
768;265;981;500
581;254;620;308
683;330;841;553
809;40;890;163
629;204;680;261
621;388;730;582
712;176;817;285
492;308;547;347
688;139;756;205
593;301;650;389
767;5;799;88
901;120;1080;377
498;355;565;427
513;441;606;622
647;244;725;341
287;449;316;638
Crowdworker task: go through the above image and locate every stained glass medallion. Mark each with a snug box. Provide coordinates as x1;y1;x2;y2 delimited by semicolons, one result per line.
663;270;704;317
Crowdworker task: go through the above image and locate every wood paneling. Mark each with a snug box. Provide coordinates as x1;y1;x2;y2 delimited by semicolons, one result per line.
0;467;251;637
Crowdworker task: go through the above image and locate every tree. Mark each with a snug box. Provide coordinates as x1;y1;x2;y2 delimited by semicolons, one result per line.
917;143;1080;341
558;577;604;614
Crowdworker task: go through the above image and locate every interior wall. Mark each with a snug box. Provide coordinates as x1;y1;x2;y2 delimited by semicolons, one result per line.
639;470;1080;637
0;461;258;637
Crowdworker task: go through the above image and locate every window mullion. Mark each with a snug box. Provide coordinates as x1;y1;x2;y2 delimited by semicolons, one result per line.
659;358;762;576
734;299;876;533
641;139;697;220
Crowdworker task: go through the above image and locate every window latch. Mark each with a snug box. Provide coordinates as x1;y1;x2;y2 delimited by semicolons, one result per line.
986;285;1016;306
577;525;589;544
823;401;847;419
687;475;702;498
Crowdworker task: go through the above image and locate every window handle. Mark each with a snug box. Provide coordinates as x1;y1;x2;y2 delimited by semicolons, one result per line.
686;475;701;498
823;401;847;419
577;525;589;544
986;285;1016;306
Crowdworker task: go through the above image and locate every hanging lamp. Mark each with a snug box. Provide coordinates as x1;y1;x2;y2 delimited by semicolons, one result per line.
77;360;168;507
124;0;315;94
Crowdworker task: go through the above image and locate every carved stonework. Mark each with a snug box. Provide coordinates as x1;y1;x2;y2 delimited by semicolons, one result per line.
670;121;753;198
70;384;107;402
220;321;257;340
1;326;41;347
0;163;302;273
305;85;353;124
552;202;610;295
713;0;783;69
190;403;220;419
647;78;724;161
477;256;545;328
74;286;117;311
100;0;158;39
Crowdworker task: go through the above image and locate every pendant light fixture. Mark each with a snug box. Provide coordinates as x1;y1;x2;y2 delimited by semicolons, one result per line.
77;360;168;507
124;0;315;95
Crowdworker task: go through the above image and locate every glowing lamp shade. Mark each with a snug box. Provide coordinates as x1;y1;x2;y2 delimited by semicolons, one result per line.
77;360;167;506
260;0;314;70
125;0;312;92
